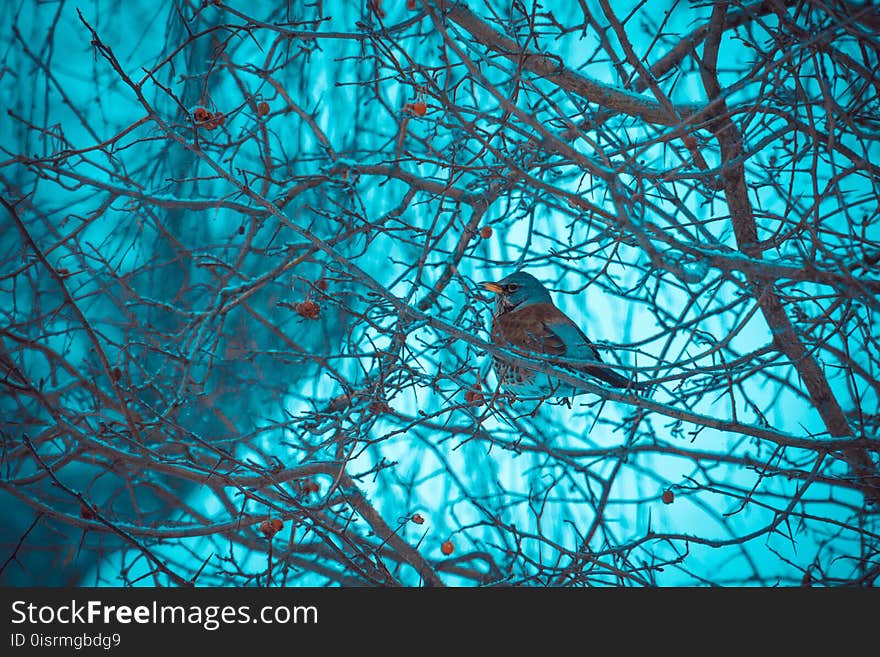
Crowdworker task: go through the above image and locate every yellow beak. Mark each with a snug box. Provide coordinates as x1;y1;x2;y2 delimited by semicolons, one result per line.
481;282;504;294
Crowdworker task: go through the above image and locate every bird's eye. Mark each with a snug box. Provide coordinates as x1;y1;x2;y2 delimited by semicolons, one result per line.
506;284;520;293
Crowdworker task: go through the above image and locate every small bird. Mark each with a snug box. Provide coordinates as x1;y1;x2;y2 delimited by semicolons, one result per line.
481;271;641;399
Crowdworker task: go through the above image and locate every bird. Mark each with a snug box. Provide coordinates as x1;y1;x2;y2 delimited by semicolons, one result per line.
480;271;642;400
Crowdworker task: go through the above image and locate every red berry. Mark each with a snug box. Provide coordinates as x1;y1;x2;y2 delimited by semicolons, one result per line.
479;225;493;239
441;540;454;555
270;518;283;532
259;520;276;537
662;490;674;504
411;101;427;116
315;278;329;291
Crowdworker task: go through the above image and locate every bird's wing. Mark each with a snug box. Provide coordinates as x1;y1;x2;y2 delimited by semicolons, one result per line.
494;303;634;389
539;309;605;364
494;303;566;355
495;303;601;360
531;304;633;388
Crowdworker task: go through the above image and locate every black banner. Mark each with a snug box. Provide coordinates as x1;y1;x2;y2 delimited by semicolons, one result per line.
0;586;874;652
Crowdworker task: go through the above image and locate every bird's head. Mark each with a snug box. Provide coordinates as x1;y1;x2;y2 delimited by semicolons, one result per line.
481;271;552;313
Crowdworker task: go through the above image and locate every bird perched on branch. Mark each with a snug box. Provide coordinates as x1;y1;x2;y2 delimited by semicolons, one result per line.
481;271;644;400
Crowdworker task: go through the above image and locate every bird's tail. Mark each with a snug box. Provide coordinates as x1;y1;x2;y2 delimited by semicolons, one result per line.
584;364;650;393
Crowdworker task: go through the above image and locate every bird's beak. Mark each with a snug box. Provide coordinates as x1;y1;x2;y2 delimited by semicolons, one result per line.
481;281;504;294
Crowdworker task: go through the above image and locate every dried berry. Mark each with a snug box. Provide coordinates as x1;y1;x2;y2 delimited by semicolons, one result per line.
270;518;284;532
412;513;425;525
662;490;674;505
294;300;320;319
479;225;493;239
259;519;277;538
204;112;224;130
302;480;320;494
464;387;485;406
193;107;210;122
369;400;392;414
256;101;270;117
80;504;98;520
315;278;329;291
